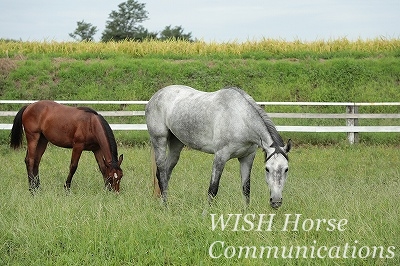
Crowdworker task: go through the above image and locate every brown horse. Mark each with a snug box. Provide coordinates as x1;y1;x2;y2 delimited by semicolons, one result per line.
10;100;124;193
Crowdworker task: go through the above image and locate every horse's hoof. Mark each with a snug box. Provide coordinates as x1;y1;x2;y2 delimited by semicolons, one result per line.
29;188;39;195
64;184;71;192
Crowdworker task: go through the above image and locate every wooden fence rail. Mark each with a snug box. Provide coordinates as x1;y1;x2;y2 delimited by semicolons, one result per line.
0;100;399;144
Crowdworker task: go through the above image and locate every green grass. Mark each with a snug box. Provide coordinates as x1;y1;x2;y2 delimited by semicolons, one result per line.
1;143;399;265
1;39;399;264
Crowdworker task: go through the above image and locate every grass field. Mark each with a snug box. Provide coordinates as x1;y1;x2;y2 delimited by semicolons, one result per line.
1;143;399;265
1;38;399;264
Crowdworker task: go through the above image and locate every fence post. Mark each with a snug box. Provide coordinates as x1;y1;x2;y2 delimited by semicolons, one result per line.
346;104;359;144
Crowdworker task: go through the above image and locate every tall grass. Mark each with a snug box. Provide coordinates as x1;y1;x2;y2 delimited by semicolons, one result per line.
1;144;399;265
1;38;400;59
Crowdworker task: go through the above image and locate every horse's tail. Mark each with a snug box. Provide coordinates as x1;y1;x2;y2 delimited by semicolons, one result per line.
10;105;28;149
150;146;161;197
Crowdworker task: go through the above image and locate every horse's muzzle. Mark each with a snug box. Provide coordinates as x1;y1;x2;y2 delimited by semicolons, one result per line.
270;197;282;209
113;183;120;193
106;177;120;193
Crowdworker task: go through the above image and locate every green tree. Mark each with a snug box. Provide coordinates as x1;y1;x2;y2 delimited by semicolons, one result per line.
159;25;193;41
69;20;98;42
101;0;155;42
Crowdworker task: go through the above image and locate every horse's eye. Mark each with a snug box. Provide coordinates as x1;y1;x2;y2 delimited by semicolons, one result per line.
265;167;270;173
284;168;288;173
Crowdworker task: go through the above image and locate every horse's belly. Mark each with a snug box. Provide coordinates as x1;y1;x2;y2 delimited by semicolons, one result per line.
184;139;215;154
170;126;215;154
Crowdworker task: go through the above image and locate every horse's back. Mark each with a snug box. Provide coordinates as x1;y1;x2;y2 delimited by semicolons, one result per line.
23;100;82;128
146;85;219;136
22;101;96;148
146;85;260;154
146;85;206;111
146;85;248;125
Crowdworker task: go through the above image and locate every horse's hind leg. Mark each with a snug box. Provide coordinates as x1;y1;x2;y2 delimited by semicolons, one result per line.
25;133;47;192
151;136;169;203
166;134;184;181
208;151;230;205
150;135;183;198
25;150;39;193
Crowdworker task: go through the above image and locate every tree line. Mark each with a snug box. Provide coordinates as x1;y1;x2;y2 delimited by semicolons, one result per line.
69;0;193;42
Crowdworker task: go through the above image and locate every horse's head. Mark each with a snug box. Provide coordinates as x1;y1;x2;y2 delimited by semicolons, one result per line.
265;139;291;209
104;154;124;192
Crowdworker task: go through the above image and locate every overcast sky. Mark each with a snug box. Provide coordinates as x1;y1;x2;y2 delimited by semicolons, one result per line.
1;0;399;42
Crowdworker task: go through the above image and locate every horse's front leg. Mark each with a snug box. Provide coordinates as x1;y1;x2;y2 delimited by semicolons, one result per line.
238;152;256;207
93;149;109;189
208;152;229;205
64;145;83;191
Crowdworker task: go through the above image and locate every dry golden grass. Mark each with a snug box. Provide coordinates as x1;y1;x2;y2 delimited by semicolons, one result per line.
1;38;399;58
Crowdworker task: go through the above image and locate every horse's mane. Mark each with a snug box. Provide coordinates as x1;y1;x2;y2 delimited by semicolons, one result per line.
226;87;285;147
77;106;98;115
78;107;120;168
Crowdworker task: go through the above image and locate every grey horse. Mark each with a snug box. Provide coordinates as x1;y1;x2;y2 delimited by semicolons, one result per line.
146;85;291;209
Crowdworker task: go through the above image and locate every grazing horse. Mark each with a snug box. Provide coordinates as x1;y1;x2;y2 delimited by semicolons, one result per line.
146;85;291;209
10;100;124;193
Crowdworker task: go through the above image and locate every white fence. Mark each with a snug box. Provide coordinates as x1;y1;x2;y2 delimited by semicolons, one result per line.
1;100;399;144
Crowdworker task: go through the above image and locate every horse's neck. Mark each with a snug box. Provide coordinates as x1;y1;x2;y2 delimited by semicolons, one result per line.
92;115;113;164
252;122;276;150
260;133;275;151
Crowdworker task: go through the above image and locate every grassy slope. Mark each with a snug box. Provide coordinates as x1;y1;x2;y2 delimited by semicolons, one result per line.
1;50;400;103
1;39;400;145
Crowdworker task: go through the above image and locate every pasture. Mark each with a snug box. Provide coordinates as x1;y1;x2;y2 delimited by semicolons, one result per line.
1;143;399;265
1;38;399;265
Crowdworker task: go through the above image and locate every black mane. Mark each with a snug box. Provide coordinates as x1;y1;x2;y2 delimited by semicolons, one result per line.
77;106;98;115
98;114;120;168
79;107;120;168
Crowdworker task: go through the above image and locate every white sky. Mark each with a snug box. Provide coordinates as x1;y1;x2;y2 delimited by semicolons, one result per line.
1;0;399;42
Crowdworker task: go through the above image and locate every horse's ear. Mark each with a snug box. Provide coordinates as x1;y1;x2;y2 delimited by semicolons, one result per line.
284;139;292;153
118;154;124;166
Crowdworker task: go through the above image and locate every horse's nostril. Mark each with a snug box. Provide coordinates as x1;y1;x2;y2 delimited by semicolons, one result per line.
270;198;283;209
